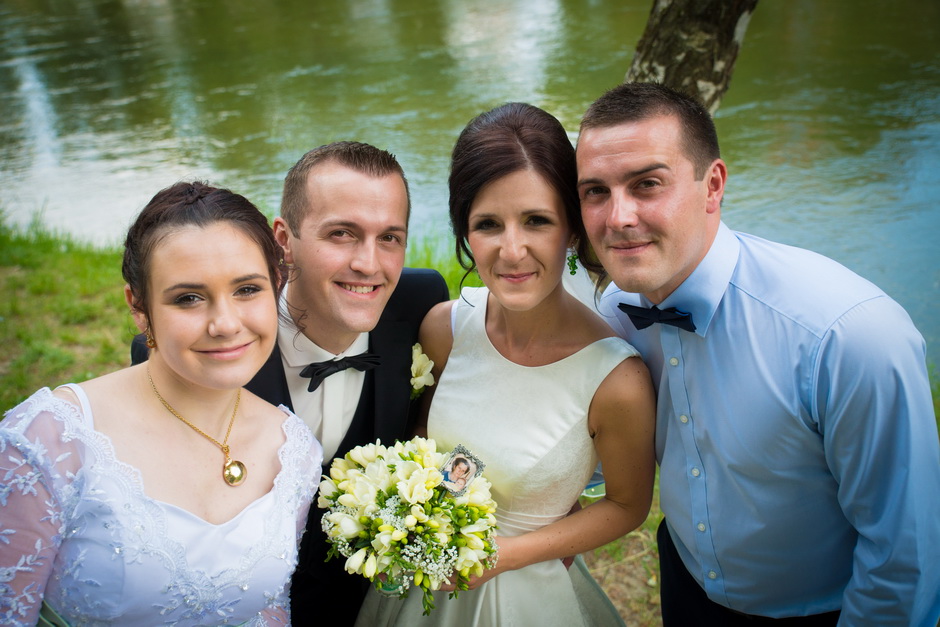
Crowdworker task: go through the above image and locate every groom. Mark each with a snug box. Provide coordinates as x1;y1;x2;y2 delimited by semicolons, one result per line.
133;141;448;623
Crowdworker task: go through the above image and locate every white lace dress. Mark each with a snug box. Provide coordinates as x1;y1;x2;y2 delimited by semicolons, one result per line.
356;287;637;626
0;384;322;626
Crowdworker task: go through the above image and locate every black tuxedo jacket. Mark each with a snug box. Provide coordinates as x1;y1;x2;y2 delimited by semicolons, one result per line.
131;267;448;625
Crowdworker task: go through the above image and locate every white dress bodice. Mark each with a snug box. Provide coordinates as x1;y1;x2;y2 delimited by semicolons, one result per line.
0;384;322;626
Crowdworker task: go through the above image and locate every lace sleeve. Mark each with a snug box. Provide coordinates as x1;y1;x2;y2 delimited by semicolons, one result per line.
0;392;79;627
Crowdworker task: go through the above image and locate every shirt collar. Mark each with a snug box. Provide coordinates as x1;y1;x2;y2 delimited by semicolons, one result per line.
277;286;369;368
652;221;739;337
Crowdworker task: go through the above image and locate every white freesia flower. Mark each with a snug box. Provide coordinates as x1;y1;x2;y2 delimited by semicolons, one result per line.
317;478;339;508
346;548;368;574
327;512;365;539
391;459;422;483
330;457;355;481
455;545;485;574
362;459;394;491
410;504;430;523
411;343;435;393
364;553;378;578
348;441;384;467
398;466;443;505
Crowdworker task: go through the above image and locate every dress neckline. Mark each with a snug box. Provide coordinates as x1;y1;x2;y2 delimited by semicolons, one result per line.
468;287;625;370
52;383;293;527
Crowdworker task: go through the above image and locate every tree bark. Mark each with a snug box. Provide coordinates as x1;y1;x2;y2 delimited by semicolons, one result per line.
626;0;759;113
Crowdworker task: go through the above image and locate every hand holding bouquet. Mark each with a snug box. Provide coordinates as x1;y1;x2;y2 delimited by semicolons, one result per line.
318;437;499;615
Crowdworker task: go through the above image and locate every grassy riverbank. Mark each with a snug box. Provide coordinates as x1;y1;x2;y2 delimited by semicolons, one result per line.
1;219;937;626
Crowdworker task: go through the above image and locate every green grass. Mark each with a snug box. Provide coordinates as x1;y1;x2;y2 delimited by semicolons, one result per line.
406;235;483;299
0;216;133;410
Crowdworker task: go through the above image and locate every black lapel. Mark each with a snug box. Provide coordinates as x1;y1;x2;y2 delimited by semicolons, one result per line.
369;319;413;445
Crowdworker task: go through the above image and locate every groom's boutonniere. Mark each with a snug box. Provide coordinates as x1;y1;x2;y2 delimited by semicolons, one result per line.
410;342;435;400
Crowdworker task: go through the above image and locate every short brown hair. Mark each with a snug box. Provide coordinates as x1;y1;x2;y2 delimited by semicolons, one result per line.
280;141;410;234
580;82;720;179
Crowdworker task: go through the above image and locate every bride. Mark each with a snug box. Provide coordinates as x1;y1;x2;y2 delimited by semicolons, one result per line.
356;103;656;626
0;182;321;625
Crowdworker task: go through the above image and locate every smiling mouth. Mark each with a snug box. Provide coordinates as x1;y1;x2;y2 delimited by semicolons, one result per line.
340;283;377;294
200;342;253;358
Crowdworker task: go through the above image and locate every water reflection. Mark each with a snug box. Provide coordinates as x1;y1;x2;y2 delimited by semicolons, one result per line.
0;0;937;363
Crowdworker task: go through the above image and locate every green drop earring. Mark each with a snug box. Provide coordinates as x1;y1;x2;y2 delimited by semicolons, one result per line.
567;252;578;275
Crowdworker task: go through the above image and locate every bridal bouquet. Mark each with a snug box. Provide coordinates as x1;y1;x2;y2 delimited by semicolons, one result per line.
318;436;499;615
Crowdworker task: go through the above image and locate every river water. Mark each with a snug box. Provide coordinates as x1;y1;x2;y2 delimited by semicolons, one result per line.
1;0;938;365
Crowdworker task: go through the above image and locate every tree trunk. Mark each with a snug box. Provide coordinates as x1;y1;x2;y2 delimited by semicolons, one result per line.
626;0;759;113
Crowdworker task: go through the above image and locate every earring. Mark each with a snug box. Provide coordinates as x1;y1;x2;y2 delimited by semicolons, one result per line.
145;328;157;349
567;252;579;276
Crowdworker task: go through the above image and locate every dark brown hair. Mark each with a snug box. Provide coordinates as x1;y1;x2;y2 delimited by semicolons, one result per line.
280;141;410;235
580;82;720;179
122;181;283;326
449;102;602;275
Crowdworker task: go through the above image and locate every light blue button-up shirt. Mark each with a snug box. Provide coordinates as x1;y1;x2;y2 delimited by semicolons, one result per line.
598;222;940;625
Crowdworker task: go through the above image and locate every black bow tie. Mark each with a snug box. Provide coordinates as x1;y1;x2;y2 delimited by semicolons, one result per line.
618;303;696;333
299;352;381;392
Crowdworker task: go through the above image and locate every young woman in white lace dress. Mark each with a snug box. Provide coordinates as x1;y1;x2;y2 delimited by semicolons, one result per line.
356;104;657;626
0;182;322;626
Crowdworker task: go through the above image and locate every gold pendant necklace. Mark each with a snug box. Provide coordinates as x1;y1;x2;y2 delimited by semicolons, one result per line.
147;368;247;486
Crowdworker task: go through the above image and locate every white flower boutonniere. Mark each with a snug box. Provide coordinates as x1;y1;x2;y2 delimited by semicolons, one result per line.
410;342;435;400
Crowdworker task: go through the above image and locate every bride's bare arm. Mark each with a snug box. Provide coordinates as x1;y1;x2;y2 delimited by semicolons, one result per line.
449;355;656;589
411;300;455;438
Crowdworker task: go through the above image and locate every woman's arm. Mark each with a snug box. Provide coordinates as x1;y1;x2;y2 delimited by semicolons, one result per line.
411;300;455;438
449;355;656;589
0;401;70;626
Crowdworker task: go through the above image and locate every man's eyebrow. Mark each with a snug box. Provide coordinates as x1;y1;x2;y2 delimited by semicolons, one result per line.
577;162;670;187
319;219;407;233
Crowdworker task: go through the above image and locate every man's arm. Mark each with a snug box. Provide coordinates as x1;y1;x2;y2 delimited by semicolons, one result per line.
816;296;940;626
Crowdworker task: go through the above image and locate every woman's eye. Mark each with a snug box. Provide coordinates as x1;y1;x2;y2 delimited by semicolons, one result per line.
472;219;498;231
527;215;551;226
173;293;202;306
236;285;263;297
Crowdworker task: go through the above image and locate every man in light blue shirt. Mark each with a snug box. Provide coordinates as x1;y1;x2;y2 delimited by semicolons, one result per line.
576;82;940;626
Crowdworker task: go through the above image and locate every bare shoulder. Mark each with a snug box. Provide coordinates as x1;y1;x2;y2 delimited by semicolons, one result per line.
589;355;656;434
61;366;139;405
419;300;456;363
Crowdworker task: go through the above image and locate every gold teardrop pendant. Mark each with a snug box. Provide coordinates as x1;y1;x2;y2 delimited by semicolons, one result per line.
223;459;248;486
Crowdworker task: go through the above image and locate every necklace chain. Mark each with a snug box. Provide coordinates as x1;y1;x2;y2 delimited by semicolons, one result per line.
147;368;240;460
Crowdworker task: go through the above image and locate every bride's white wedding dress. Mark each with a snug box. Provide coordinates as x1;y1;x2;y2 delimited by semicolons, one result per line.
0;383;321;626
356;287;636;626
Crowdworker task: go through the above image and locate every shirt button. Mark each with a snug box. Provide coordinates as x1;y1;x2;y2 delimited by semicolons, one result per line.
697;522;706;532
708;570;717;580
669;357;679;366
679;414;689;423
691;467;701;477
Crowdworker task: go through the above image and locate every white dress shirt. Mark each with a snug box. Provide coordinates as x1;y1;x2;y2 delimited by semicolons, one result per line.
277;290;368;462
